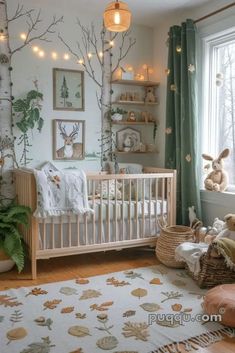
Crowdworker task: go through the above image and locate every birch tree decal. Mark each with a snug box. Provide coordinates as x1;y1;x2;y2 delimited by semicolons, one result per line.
60;75;69;107
0;0;63;203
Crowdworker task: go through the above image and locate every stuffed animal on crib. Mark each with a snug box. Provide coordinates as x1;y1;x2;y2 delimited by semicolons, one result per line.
145;86;156;103
202;148;230;192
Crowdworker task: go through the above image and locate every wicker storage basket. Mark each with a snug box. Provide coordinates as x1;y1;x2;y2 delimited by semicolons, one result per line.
186;244;235;288
156;224;194;268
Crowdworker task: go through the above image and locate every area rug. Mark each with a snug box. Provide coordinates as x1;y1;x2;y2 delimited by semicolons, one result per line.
0;265;234;353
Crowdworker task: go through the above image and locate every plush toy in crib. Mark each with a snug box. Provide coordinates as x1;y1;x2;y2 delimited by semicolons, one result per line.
204;217;225;244
216;214;235;241
202;148;230;192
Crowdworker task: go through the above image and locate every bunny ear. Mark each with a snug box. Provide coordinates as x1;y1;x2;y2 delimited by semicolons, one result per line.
202;153;213;161
218;148;230;160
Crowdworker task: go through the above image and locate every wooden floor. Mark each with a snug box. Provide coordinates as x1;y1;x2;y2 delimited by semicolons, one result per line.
0;248;234;352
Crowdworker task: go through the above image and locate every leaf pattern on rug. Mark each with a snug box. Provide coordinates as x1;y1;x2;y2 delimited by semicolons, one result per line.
43;299;62;310
171;303;182;312
10;310;23;325
90;301;114;311
59;287;78;296
106;277;130;287
6;327;27;344
61;306;74;314
95;314;114;335
122;322;149;341
68;326;91;337
161;291;183;303
35;317;53;331
151;265;168;276
20;336;55;353
156;317;182;328
140;303;161;312
149;278;163;285
0;315;4;322
75;313;86;319
76;278;89;285
0;295;22;307
69;349;84;353
123;310;136;318
96;336;118;350
131;288;147;299
124;271;144;280
79;289;102;300
25;288;48;297
171;279;186;287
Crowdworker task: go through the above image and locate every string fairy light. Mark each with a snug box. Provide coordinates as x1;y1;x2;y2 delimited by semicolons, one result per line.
109;40;114;47
63;53;70;60
78;59;84;65
99;51;104;58
20;33;27;40
51;52;58;60
38;50;45;58
87;52;92;59
32;46;39;53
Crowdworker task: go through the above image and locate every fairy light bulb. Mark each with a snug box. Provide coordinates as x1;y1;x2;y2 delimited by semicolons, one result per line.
114;11;121;25
32;46;39;53
51;52;58;60
88;52;92;59
20;33;27;40
38;50;45;58
0;34;5;41
78;59;84;65
109;40;114;47
99;51;104;58
64;53;70;60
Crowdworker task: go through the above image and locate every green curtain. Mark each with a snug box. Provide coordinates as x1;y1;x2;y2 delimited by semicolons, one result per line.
165;19;201;224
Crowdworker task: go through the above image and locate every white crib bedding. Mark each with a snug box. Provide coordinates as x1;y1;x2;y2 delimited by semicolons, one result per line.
38;199;167;250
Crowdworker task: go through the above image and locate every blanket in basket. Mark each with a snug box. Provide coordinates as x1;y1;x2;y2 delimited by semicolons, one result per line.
212;238;235;271
33;169;93;218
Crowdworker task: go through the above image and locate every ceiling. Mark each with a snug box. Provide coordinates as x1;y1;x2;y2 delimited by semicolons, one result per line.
26;0;213;27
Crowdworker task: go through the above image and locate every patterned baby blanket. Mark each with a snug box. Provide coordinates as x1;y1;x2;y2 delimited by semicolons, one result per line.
33;169;93;218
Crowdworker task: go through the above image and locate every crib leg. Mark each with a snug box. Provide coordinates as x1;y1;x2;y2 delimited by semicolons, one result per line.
31;257;37;280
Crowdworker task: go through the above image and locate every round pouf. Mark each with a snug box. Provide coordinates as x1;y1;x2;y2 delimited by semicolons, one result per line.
203;284;235;327
156;225;194;268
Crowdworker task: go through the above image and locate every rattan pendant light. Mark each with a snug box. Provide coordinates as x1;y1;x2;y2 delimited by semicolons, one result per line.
103;0;131;32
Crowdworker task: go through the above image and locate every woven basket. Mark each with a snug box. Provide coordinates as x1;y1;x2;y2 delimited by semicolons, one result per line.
186;244;235;288
156;223;194;268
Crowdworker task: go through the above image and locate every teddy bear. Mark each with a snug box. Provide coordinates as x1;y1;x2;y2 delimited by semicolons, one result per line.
145;86;156;103
202;148;230;192
204;217;225;244
216;214;235;241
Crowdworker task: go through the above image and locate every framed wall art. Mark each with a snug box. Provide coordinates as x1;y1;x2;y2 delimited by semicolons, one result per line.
53;119;85;160
53;68;84;111
116;127;141;152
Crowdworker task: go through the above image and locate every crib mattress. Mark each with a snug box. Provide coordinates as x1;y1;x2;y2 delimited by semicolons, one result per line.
37;199;167;224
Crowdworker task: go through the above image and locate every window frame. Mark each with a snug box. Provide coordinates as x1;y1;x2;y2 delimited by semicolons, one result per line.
202;27;235;190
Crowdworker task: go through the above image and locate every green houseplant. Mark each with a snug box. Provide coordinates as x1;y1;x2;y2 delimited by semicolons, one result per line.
0;202;31;273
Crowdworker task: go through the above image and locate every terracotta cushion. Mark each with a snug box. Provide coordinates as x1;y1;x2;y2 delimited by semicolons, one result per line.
203;284;235;327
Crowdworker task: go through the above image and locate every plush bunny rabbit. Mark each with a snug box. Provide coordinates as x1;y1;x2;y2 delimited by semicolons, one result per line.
202;148;230;192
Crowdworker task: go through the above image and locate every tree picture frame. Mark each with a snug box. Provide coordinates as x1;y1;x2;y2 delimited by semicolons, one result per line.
53;68;85;111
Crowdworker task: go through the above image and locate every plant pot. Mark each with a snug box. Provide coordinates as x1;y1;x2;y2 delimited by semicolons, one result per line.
0;249;15;273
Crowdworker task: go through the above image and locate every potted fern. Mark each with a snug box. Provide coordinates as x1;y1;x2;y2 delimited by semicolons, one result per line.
0;202;31;273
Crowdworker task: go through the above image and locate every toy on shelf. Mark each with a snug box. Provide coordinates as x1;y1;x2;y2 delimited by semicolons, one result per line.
145;86;157;103
127;111;137;122
202;148;230;192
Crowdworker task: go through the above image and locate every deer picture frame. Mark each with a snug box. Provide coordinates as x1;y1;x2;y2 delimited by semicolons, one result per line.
53;68;85;111
53;119;85;160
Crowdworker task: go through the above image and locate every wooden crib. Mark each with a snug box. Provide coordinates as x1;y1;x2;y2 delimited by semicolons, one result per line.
14;167;176;279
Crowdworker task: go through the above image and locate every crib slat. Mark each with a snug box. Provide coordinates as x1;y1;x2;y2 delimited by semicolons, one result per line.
155;178;159;234
60;216;63;248
161;178;165;218
43;219;46;250
77;215;80;246
99;180;103;244
51;217;55;249
68;216;72;248
122;179;125;241
167;177;171;225
114;179;117;242
135;179;139;239
84;214;88;245
92;180;95;244
129;179;132;240
149;178;152;234
142;179;145;238
107;180;110;243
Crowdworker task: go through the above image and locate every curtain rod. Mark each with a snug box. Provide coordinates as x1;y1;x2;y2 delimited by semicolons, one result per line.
194;2;235;24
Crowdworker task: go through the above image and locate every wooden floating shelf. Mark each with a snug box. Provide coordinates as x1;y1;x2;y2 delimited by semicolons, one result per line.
111;79;160;87
112;101;159;106
111;121;155;125
115;151;158;155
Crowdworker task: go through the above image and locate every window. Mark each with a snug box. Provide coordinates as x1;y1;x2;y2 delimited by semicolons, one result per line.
203;28;235;187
